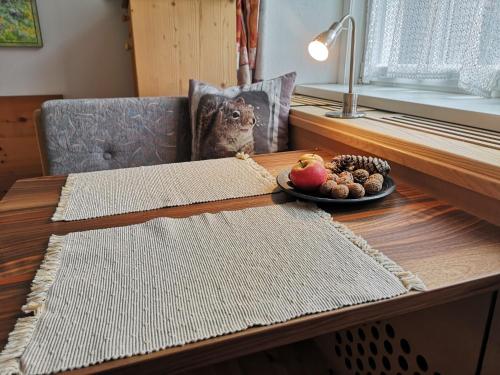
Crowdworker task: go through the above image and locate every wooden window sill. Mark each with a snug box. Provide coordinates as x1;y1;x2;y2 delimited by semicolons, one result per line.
295;84;500;131
289;105;500;225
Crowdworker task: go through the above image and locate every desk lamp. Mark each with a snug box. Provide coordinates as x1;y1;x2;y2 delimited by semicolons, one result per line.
308;14;365;118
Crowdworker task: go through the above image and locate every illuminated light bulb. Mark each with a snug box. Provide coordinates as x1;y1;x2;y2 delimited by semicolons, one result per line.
308;40;329;62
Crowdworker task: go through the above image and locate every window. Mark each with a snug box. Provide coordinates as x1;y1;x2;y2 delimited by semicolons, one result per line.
361;0;500;98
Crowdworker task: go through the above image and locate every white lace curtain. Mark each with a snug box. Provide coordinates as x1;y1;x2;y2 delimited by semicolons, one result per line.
362;0;500;97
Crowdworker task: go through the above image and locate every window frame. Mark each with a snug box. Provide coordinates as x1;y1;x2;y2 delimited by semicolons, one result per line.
314;0;500;131
337;0;500;98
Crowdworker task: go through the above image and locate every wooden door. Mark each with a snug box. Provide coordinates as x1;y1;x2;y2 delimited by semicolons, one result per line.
130;0;237;96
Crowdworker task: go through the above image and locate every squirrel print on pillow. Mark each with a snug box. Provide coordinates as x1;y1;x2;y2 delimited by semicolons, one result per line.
198;95;257;160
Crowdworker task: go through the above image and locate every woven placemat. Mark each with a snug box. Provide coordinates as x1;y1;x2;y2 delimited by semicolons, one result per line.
0;202;425;375
52;155;276;221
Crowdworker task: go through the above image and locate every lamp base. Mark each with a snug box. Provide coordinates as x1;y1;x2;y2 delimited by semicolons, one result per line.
324;92;365;119
325;111;365;119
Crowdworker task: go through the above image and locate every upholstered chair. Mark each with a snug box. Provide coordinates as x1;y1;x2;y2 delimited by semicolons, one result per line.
35;97;191;175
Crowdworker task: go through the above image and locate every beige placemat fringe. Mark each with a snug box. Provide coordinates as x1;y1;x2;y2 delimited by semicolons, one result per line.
51;176;76;222
1;203;425;375
236;153;276;185
0;236;64;375
298;202;425;291
329;220;426;291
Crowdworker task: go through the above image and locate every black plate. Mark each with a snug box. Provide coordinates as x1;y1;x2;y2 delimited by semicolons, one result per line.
276;169;396;204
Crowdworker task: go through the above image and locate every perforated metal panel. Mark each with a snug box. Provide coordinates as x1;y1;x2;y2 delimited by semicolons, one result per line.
314;293;493;375
332;321;436;375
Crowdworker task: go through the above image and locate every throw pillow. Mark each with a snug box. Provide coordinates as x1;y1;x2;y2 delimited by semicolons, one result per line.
189;72;296;160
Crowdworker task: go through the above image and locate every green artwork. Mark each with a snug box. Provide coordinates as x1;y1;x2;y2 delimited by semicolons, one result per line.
0;0;42;47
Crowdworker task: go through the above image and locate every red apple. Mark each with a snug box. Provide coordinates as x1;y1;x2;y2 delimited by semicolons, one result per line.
298;153;324;165
289;159;327;191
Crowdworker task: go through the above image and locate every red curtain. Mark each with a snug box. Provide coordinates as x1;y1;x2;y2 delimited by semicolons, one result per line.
236;0;260;85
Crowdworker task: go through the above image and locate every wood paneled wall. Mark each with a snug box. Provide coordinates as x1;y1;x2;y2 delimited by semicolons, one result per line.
0;95;61;197
129;0;237;96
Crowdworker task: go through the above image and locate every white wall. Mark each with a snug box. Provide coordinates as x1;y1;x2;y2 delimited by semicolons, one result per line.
256;0;344;85
0;0;135;98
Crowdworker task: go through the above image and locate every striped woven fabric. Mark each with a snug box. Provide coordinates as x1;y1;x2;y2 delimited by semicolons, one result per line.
0;202;425;375
52;155;276;221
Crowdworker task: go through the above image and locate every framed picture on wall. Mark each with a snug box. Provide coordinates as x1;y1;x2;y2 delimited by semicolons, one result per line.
0;0;43;47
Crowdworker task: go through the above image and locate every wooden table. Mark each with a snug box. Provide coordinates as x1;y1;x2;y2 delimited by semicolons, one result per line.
1;150;499;374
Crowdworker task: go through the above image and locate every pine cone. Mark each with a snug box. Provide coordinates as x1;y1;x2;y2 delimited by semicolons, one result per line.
331;155;391;176
352;169;369;184
338;171;354;184
325;161;343;174
331;155;355;172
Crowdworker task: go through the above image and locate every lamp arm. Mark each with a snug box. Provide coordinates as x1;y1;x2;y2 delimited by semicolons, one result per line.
348;16;356;94
327;15;356;94
320;15;365;119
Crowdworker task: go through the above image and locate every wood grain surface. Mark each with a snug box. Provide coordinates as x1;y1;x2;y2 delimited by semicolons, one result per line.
179;339;331;375
481;290;500;375
289;106;500;200
0;95;62;197
129;0;236;96
1;150;499;374
290;126;500;226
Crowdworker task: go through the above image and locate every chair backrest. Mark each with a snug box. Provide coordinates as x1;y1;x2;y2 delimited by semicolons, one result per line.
34;108;49;176
38;97;191;175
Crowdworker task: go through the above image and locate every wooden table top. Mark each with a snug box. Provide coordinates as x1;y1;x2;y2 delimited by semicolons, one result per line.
1;150;499;374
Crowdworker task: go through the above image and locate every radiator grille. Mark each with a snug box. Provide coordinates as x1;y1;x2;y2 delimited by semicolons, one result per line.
369;114;500;150
332;321;438;375
291;94;499;149
291;94;374;112
290;94;335;107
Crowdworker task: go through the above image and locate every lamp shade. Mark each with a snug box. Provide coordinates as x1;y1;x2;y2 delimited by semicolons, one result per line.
308;22;343;61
